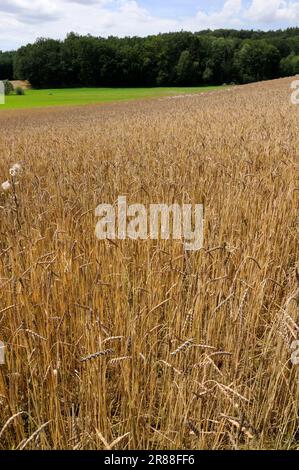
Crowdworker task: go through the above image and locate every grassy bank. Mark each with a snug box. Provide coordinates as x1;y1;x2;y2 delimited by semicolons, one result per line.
1;86;221;110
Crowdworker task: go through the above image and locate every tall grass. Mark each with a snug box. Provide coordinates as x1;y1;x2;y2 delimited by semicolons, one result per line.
0;78;298;450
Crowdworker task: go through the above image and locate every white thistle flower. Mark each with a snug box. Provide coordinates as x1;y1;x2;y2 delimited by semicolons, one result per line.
12;163;22;173
9;163;22;177
1;181;11;192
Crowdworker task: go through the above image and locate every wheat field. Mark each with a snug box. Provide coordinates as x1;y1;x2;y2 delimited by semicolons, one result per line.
0;77;298;450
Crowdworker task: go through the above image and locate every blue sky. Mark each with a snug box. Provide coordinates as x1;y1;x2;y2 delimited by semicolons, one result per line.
1;1;299;51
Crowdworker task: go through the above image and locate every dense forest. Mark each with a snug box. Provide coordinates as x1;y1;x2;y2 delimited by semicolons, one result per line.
2;28;299;88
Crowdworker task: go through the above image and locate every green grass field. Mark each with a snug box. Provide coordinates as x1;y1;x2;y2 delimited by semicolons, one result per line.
0;86;221;110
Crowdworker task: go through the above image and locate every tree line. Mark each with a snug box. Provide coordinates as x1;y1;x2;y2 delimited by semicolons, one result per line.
2;28;299;88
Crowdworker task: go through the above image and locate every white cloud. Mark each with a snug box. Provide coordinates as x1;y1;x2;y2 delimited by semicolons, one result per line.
104;1;177;28
0;0;60;23
185;0;243;30
245;0;299;23
67;0;106;4
187;0;299;30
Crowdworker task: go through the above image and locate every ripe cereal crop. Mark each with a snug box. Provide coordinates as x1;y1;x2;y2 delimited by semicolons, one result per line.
0;77;298;450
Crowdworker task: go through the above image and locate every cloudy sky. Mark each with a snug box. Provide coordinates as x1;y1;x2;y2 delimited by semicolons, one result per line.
1;0;299;51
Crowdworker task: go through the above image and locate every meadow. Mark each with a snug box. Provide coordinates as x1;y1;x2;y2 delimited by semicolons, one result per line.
0;78;298;450
0;86;220;110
